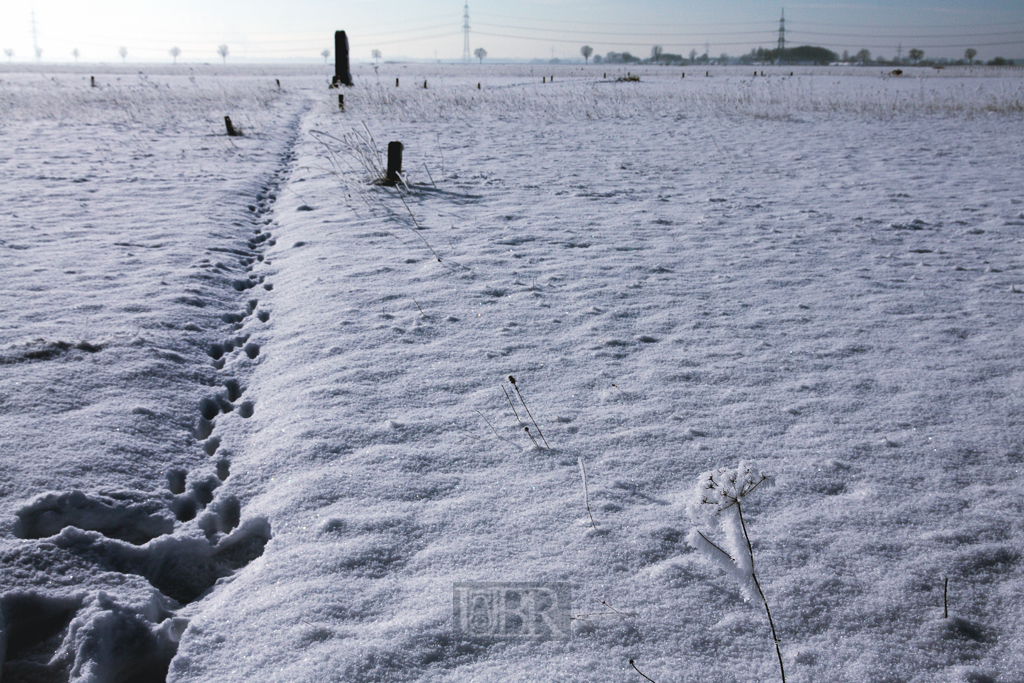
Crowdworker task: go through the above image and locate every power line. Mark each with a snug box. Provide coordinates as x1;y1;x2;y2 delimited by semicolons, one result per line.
473;20;774;38
787;36;1024;50
474;11;777;29
787;29;1024;39
471;30;762;49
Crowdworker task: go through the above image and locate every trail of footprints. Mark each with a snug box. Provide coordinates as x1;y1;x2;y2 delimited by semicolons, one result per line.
2;154;294;682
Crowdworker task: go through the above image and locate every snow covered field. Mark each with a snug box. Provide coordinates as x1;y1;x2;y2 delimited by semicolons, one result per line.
1;62;1023;683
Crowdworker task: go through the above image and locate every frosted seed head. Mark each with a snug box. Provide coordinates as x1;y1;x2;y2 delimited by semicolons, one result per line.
688;461;773;520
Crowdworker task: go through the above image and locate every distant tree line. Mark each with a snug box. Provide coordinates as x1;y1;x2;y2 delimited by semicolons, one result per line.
579;43;1014;68
832;46;1014;67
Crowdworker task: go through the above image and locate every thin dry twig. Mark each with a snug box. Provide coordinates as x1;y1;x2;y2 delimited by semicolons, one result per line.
629;659;657;683
474;409;516;450
508;375;549;449
578;456;597;529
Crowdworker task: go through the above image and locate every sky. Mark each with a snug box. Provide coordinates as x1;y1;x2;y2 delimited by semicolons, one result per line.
1;0;1022;64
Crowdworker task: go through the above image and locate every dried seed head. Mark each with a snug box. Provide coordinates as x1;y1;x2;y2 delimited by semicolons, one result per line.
508;375;516;385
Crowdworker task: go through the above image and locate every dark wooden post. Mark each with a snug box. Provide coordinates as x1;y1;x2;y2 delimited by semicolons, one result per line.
334;31;352;86
423;80;427;89
225;116;238;136
396;77;399;87
477;82;481;89
682;72;685;78
386;141;403;185
338;94;344;110
542;76;546;83
90;76;96;87
276;79;280;89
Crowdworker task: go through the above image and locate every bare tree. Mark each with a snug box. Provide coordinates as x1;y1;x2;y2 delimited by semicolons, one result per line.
372;49;381;64
908;48;923;64
580;45;593;63
474;47;487;63
5;48;13;62
964;48;977;65
72;48;79;63
321;49;330;64
118;46;127;62
689;48;698;63
651;45;663;64
170;46;181;64
217;44;229;64
856;48;871;64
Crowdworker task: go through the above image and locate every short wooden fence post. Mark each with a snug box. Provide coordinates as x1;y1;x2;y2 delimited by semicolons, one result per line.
386;141;403;185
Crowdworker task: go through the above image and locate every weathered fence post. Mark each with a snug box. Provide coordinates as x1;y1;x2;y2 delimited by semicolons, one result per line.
396;77;399;87
334;31;352;87
224;116;237;136
386;141;403;185
338;94;344;111
90;76;96;87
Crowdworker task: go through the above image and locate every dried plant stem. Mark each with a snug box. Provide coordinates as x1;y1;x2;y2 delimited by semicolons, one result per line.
502;386;521;422
629;659;657;683
508;377;549;448
943;576;949;619
436;132;445;179
736;501;786;683
474;409;516;450
422;162;437;189
393;186;442;263
571;600;638;620
578;456;597;529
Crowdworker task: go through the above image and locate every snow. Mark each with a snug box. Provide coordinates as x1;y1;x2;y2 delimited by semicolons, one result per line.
2;62;1023;683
